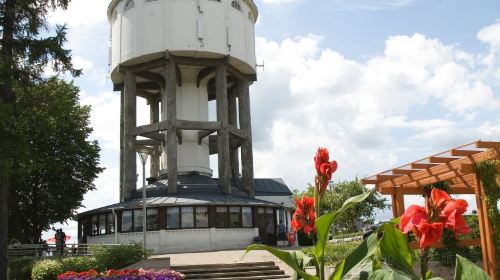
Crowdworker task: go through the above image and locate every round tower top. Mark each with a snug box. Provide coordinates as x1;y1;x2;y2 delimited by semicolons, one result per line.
107;0;259;23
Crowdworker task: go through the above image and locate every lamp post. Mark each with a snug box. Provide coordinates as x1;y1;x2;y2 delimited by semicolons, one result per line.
137;148;150;249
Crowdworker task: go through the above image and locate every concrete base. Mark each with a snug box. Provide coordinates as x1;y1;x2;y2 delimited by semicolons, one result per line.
87;228;259;254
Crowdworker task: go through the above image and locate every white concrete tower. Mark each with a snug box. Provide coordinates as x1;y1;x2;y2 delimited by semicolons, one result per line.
107;0;258;201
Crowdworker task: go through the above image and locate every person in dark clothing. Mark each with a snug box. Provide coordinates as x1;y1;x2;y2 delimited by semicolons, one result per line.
266;221;275;246
277;220;287;246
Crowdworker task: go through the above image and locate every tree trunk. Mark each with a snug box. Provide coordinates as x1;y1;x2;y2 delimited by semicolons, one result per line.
0;1;18;279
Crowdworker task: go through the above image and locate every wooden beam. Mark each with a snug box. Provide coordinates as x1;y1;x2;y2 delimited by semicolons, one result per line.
228;125;247;139
476;140;500;149
198;129;216;145
197;67;215;87
379;184;476;195
411;162;440;169
175;120;221;131
451;149;482;157
428;156;457;163
142;132;164;141
361;179;379;185
376;174;402;181
137;71;164;85
393;169;420;175
409;239;481;249
136;139;161;146
131;121;168;136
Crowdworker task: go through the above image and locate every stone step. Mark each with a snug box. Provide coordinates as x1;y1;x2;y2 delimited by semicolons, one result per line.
181;265;280;274
185;269;285;279
172;261;290;280
171;261;276;270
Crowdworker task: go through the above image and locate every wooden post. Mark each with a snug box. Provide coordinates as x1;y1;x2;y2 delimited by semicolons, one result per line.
149;98;160;178
165;55;177;194
238;80;255;197
216;62;231;194
123;70;137;201
391;193;398;218
475;174;497;279
119;89;124;202
228;87;240;178
396;189;405;217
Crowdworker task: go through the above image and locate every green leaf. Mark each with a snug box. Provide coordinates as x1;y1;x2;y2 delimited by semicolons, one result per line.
245;244;319;280
454;254;491;280
315;190;374;262
378;222;414;276
368;269;414;280
329;233;379;280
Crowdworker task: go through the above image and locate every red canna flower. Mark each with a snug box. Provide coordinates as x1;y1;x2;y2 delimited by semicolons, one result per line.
291;196;316;234
400;188;470;248
417;221;444;248
314;148;338;196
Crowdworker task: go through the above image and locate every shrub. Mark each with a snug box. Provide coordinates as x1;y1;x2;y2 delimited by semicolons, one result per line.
31;259;64;280
90;243;149;271
8;257;36;280
302;240;361;265
58;269;185;280
61;257;98;273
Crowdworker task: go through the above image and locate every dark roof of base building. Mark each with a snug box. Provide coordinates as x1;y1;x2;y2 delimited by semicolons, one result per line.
78;174;292;217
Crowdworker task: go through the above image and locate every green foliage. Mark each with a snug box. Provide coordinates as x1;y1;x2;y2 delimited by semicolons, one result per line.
298;229;315;246
90;243;150;271
31;259;64;280
8;78;103;242
61;257;98;273
302;240;362;266
430;216;482;266
246;190;373;280
455;255;491;280
328;237;376;280
378;222;414;276
332;232;363;240
7;257;36;280
300;180;389;232
475;159;500;277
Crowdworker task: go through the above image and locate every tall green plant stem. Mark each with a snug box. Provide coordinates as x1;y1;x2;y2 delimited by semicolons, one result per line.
314;181;325;280
420;248;430;280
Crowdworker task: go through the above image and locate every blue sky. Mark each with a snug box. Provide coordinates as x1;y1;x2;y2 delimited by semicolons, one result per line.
43;0;500;241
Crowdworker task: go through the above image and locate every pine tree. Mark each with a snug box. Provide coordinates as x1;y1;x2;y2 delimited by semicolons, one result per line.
0;1;80;278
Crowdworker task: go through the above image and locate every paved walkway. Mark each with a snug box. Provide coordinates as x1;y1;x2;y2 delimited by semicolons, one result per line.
154;247;303;276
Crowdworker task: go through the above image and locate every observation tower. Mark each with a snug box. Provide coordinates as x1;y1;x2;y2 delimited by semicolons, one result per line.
78;0;294;253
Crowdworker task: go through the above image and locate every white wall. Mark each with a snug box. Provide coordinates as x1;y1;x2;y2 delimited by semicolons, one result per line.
87;227;259;254
110;0;257;75
256;195;295;209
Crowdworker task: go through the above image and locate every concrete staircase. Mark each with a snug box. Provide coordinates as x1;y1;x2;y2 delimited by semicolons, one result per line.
171;261;291;280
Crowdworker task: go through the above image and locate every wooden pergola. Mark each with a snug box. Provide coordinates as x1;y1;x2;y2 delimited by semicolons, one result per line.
362;140;500;279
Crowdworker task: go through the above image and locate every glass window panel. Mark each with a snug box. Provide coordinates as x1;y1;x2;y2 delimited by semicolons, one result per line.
229;207;241;227
107;213;114;233
121;211;132;232
181;207;194;228
266;208;274;214
256;208;266;228
134;210;144;231
166;208;179;229
266;208;275;228
216;207;228;228
242;207;252;227
147;208;159;230
92;215;98;235
196;207;209;228
99;214;106;235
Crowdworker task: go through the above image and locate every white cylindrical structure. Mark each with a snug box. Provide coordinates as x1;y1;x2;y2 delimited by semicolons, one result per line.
109;0;258;177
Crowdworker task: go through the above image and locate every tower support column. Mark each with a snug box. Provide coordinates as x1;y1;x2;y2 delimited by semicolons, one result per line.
238;80;254;197
119;89;124;202
123;70;137;201
149;98;160;178
216;62;231;194
164;54;178;194
228;87;240;179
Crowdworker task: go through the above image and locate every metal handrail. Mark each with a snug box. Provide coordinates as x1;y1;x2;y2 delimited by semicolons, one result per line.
7;243;129;258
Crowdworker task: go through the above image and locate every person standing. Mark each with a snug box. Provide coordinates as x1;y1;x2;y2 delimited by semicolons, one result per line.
277;220;287;247
266;221;275;246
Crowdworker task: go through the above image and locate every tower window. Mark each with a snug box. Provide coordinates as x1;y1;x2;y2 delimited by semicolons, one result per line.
231;1;242;12
123;0;135;12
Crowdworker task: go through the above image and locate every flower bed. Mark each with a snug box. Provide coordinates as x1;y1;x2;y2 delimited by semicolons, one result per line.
58;269;185;280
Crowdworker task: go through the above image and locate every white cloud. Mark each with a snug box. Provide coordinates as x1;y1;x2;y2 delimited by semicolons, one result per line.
251;23;500;189
330;0;415;10
48;0;109;28
262;0;300;4
478;20;500;50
